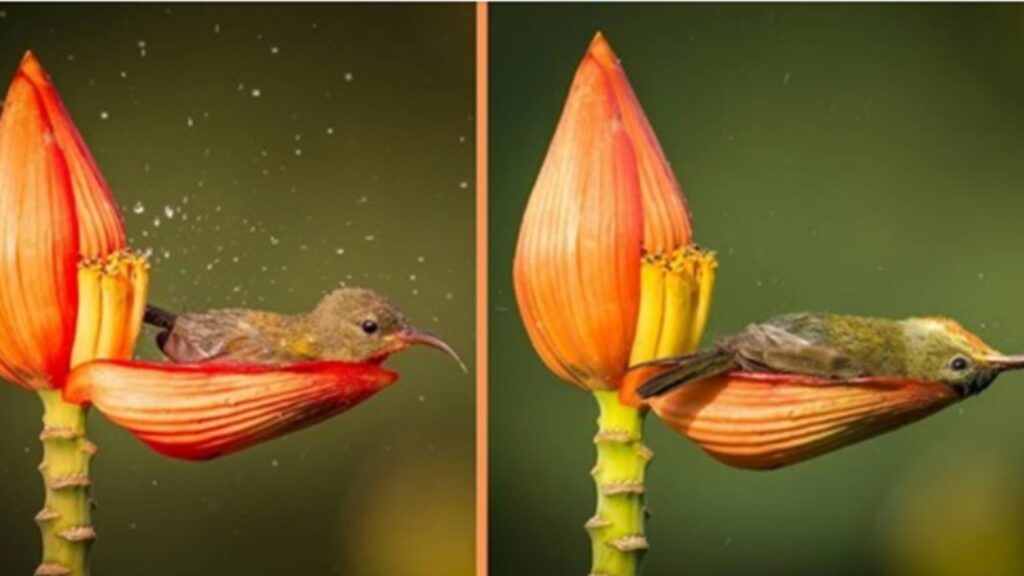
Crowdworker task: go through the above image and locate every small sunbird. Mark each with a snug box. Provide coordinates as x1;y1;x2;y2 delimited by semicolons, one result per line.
143;287;465;370
638;312;1024;399
636;312;1024;469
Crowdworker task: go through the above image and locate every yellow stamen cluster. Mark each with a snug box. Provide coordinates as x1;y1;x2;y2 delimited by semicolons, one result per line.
629;247;717;367
70;251;150;367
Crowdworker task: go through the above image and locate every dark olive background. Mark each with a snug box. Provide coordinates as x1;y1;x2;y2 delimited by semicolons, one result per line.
490;4;1024;576
0;4;474;576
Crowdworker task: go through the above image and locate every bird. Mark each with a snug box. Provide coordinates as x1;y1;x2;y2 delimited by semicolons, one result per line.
637;312;1024;400
142;287;465;370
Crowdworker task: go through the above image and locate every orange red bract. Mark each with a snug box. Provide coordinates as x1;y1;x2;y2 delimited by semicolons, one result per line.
514;46;643;390
514;33;712;392
65;360;400;460
0;71;78;389
0;53;140;391
648;372;960;470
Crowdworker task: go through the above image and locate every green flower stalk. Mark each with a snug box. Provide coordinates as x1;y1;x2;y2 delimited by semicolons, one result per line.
36;391;95;576
588;391;650;576
513;34;716;576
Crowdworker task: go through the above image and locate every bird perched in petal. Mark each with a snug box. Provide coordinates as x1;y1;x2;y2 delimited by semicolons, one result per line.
143;287;464;369
64;289;464;460
639;313;1024;469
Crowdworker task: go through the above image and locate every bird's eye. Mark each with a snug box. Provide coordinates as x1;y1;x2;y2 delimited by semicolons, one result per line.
361;320;379;335
950;356;969;371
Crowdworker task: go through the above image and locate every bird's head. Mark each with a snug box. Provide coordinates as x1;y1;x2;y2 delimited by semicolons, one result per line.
310;287;465;370
902;317;1024;397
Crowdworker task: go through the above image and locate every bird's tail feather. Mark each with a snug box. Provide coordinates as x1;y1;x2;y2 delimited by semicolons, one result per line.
143;305;177;330
637;349;738;399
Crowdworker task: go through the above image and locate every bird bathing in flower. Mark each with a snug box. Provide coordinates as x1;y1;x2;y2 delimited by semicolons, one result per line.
143;287;465;370
638;312;1024;470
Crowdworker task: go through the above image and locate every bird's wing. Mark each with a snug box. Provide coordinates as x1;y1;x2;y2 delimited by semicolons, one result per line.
636;350;739;398
160;311;278;364
638;314;869;399
723;321;859;379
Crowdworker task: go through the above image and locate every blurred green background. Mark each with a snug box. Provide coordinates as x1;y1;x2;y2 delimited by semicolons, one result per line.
490;4;1024;576
0;4;474;576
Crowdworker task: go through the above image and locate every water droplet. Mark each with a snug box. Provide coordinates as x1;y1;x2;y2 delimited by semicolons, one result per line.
250;87;261;98
459;181;469;189
186;116;194;128
270;46;279;55
269;236;280;246
132;201;145;215
335;248;345;255
344;72;354;82
326;127;335;135
294;148;302;156
152;217;161;228
99;111;109;120
163;205;175;219
364;234;375;242
270;459;279;468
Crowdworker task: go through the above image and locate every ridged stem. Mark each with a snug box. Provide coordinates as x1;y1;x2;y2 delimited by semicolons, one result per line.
35;390;95;576
587;390;650;576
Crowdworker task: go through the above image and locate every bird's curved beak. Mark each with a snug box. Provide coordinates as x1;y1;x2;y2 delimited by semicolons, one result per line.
393;327;467;373
983;354;1024;372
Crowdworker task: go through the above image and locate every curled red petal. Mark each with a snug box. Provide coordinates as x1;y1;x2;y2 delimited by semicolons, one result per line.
649;373;959;470
18;52;125;259
0;69;79;389
65;360;399;460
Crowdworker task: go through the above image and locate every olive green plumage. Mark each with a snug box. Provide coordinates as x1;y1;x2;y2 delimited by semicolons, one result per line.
145;288;412;364
638;313;1019;399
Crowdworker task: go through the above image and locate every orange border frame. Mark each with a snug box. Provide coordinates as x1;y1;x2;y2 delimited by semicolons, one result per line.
475;3;488;575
